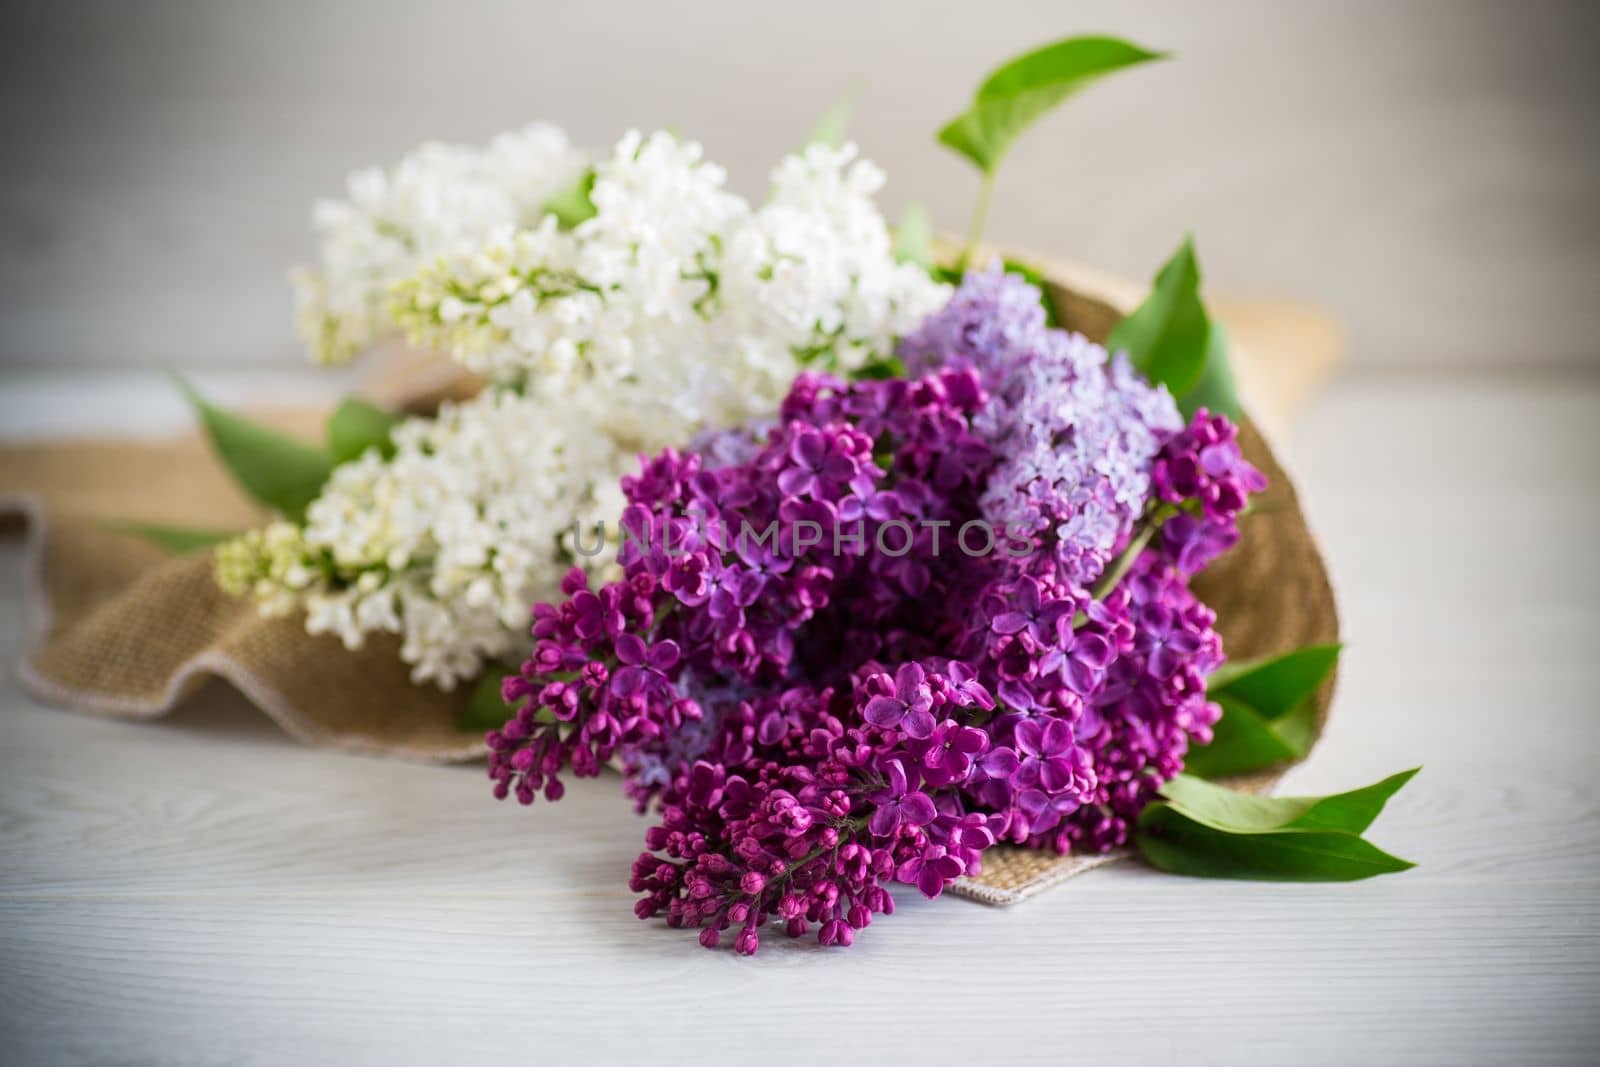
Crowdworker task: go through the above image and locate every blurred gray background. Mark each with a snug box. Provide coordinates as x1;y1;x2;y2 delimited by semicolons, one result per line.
1;0;1598;373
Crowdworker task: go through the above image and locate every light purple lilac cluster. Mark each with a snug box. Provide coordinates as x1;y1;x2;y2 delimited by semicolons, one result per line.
487;268;1265;953
906;265;1186;586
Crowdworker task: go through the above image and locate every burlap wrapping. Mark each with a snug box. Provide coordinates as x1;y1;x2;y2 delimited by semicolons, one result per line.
0;262;1339;904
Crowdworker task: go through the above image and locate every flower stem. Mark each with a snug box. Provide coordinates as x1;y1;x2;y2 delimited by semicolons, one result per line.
1091;523;1156;603
1073;505;1174;628
959;172;996;271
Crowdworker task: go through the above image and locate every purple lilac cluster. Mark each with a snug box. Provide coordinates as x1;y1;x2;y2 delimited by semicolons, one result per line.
487;268;1265;953
1153;410;1269;574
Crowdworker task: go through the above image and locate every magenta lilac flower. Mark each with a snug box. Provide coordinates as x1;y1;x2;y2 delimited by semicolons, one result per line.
487;268;1267;952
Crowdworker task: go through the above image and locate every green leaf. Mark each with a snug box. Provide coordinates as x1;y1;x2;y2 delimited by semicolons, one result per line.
1158;769;1420;837
974;35;1169;102
1135;769;1420;881
542;169;598;229
1000;258;1065;328
1181;319;1241;420
892;203;934;271
326;396;401;465
1107;235;1241;419
1187;643;1341;777
808;95;854;149
1283;769;1421;836
1136;805;1416;881
1106;235;1209;396
1182;693;1303;779
937;35;1168;173
1209;643;1342;716
105;520;238;554
172;375;333;521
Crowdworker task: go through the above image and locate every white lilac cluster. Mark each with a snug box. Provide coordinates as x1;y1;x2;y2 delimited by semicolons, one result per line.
226;127;948;688
392;131;945;444
217;390;628;688
291;124;590;366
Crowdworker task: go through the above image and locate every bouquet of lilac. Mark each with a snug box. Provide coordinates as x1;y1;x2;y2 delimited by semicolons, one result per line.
120;32;1411;942
474;35;1418;953
489;268;1263;951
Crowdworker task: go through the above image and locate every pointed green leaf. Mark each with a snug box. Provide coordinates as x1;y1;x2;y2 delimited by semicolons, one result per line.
1107;236;1242;417
542;169;598;229
974;36;1169;102
1285;769;1421;835
105;520;239;555
1159;768;1420;837
326;396;401;465
937;36;1168;173
1106;235;1209;396
1181;319;1241;419
1136;768;1419;882
173;375;333;520
1210;643;1342;718
808;95;854;149
1136;804;1415;881
892;203;934;271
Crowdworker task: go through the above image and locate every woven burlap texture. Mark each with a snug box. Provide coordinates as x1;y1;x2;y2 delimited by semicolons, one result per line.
0;264;1339;904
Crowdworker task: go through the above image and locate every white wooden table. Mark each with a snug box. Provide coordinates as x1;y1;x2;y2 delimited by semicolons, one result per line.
2;372;1597;1066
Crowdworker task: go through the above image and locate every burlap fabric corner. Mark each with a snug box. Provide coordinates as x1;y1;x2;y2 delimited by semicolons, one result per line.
0;264;1339;905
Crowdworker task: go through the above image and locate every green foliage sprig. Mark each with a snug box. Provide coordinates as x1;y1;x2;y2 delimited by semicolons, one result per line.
939;35;1167;265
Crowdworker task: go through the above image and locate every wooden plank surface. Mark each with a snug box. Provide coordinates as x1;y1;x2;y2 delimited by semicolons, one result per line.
1;371;1598;1065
